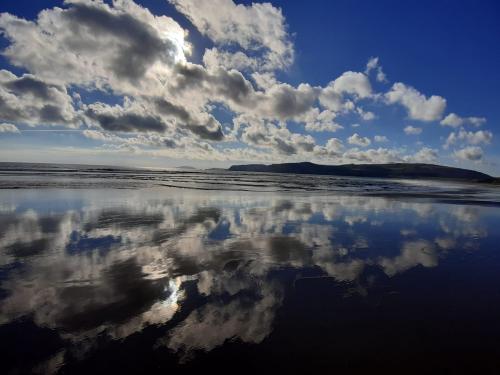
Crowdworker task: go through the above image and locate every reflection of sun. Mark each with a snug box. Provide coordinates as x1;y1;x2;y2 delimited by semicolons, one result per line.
162;275;196;311
164;278;182;309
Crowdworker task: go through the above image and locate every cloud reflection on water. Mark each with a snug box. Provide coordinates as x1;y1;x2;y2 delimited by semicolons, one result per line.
0;188;494;371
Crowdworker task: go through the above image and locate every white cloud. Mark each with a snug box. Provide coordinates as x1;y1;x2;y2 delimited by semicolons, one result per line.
444;129;493;149
0;1;493;168
238;116;316;156
318;86;343;112
83;129;111;141
440;113;486;128
303;109;343;132
440;113;463;127
170;0;293;72
0;123;20;133
385;82;446;121
332;71;373;99
0;0;188;94
404;125;422;135
453;146;483;161
365;56;387;83
203;48;259;72
318;72;372;116
324;138;344;155
377;70;387;83
347;133;371;147
83;129;181;149
343;147;401;163
409;147;438;163
356;107;376;120
468;117;487;127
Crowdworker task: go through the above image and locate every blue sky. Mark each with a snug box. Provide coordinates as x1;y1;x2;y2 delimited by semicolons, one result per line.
0;0;499;174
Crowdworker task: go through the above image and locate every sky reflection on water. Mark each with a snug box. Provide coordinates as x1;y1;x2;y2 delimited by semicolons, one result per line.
1;187;500;374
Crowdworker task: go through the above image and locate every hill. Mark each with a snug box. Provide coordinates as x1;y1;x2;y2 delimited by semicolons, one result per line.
229;162;494;182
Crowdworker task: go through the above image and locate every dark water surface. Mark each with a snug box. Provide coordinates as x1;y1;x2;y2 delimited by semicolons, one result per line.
1;164;500;374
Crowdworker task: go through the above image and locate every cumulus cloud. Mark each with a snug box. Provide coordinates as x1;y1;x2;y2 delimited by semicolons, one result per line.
404;125;422;135
385;82;446;121
0;70;77;126
263;83;317;120
322;138;344;157
83;129;181;149
170;63;319;125
343;147;401;163
303;109;343;132
170;0;293;72
155;98;225;141
0;0;188;94
203;48;259;72
0;0;493;167
453;146;483;161
348;133;371;147
0;123;19;133
318;71;372;117
318;87;343;112
85;102;167;133
409;147;438;163
440;113;487;128
330;71;372;99
444;129;493;149
239;117;315;156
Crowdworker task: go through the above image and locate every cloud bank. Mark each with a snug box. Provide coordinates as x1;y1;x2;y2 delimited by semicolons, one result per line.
0;0;494;169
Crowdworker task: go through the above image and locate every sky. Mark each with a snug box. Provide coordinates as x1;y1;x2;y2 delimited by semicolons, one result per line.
0;0;499;174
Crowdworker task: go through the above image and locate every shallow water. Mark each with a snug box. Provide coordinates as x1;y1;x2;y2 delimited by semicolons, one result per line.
1;165;500;374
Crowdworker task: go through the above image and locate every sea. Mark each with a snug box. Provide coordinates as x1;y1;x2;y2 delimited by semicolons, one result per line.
1;162;500;374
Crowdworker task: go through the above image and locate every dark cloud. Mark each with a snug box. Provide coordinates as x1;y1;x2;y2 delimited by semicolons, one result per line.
0;96;23;122
269;85;316;120
154;98;191;122
85;108;167;133
0;71;75;125
212;69;254;106
64;3;178;82
163;138;178;148
172;64;254;107
171;63;317;126
155;98;224;141
39;105;67;123
185;117;224;141
296;139;315;152
3;75;54;99
274;137;297;155
172;63;209;91
243;130;270;145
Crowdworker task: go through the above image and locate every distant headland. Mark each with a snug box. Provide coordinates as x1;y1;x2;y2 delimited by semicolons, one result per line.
229;162;497;183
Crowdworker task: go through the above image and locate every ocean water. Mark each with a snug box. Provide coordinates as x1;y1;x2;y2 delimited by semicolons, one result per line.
1;163;500;374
